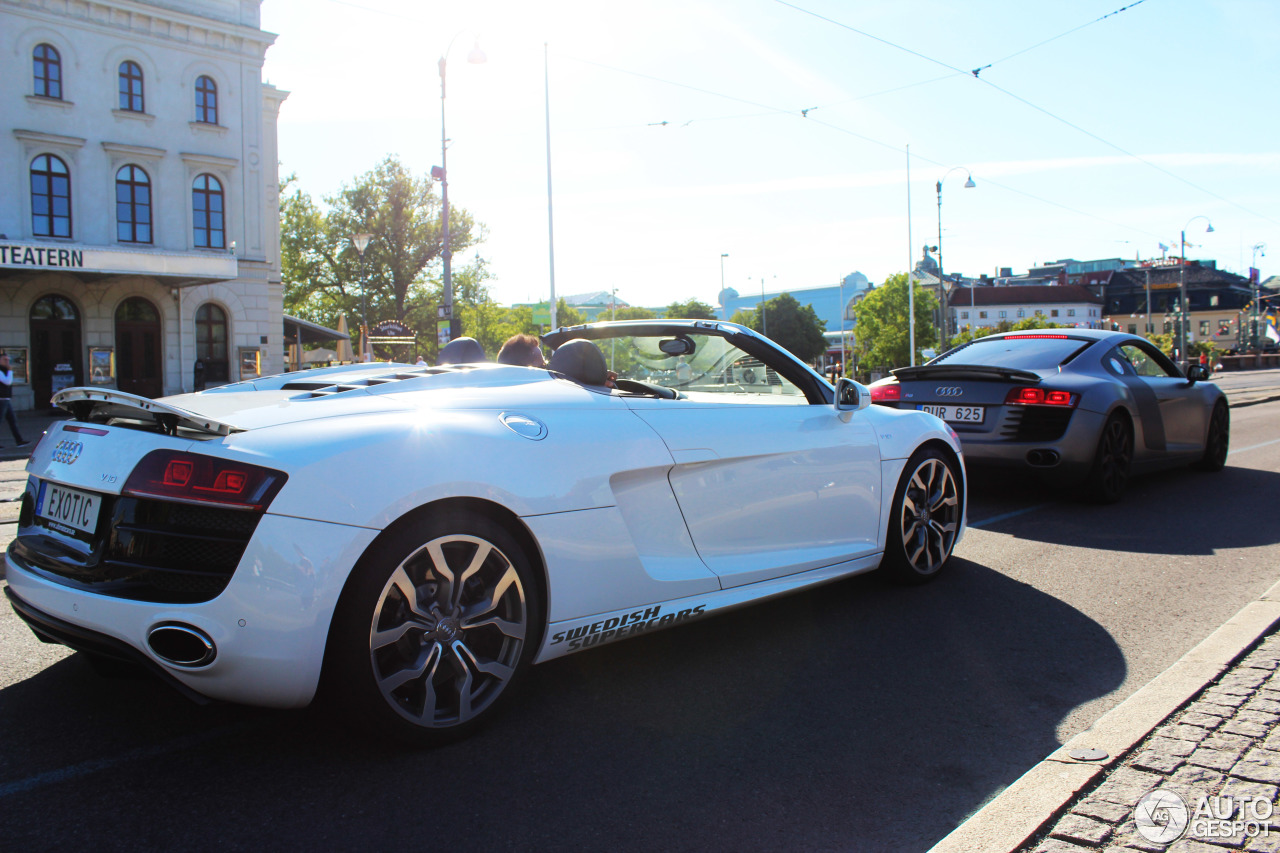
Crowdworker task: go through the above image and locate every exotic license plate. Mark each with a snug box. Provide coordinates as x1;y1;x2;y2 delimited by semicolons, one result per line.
919;404;985;423
36;481;101;539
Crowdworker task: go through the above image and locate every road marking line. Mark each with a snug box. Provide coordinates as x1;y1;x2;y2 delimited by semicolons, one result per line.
968;503;1053;529
0;720;262;799
1230;437;1280;456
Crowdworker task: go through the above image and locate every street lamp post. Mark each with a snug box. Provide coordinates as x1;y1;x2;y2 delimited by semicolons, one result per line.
720;253;728;315
936;168;976;342
436;34;486;344
351;233;373;360
1179;215;1214;367
1252;242;1267;349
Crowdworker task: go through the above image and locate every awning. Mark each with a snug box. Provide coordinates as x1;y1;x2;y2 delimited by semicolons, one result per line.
284;314;351;344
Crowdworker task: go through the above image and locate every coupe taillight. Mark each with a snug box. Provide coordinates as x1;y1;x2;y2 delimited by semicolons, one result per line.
1004;387;1077;408
870;384;901;403
124;450;287;511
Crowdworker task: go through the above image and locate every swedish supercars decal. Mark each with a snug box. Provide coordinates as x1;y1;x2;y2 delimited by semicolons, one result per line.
550;604;707;651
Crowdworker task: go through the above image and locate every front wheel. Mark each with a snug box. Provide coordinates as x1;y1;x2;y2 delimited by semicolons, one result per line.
882;447;962;584
1193;400;1229;472
324;510;540;746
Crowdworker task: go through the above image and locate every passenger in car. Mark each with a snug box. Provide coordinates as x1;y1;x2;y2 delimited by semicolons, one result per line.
497;334;545;367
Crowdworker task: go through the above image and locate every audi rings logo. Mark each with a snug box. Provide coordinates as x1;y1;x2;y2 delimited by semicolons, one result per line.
934;386;964;398
52;439;83;465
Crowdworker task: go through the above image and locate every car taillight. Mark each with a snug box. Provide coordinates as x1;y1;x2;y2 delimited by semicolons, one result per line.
870;384;901;403
1004;387;1077;407
1003;334;1070;339
123;450;287;511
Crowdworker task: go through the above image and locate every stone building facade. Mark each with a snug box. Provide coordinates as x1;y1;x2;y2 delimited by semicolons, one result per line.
0;0;285;409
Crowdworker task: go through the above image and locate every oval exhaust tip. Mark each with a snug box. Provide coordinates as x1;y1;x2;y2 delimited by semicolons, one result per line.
147;623;216;668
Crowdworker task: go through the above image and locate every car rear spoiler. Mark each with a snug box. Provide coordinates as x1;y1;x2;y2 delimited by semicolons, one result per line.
52;387;242;436
890;364;1041;384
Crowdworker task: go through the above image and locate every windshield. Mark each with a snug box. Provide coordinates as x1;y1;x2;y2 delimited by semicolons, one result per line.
597;332;805;399
932;335;1092;371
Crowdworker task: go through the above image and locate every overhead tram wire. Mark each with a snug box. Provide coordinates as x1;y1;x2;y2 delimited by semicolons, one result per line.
980;1;1148;73
560;52;1166;242
772;0;1278;227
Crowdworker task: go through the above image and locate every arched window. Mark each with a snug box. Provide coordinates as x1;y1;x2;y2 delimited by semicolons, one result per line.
115;165;152;244
33;44;62;99
195;303;229;384
118;60;144;112
192;174;224;249
31;154;71;238
195;75;218;124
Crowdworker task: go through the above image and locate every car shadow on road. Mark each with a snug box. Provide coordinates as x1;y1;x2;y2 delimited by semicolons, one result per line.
0;559;1123;852
971;463;1280;555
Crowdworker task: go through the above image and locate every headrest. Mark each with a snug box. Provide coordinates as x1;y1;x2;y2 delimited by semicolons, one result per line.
436;337;486;365
548;339;608;386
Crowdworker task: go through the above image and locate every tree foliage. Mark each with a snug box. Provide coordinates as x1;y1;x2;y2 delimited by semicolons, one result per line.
852;273;938;374
615;306;657;321
664;298;717;320
730;292;827;362
947;315;1065;350
282;156;484;340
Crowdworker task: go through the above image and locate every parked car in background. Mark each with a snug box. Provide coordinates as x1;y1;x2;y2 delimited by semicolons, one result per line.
868;329;1228;502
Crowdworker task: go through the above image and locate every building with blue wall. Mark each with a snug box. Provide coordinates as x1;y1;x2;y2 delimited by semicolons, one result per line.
717;272;872;332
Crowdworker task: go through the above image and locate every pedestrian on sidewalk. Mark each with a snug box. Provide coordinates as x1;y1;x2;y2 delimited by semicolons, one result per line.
0;354;29;448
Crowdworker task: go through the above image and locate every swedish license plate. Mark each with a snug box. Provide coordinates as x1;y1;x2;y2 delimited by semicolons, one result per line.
919;404;985;423
36;481;101;539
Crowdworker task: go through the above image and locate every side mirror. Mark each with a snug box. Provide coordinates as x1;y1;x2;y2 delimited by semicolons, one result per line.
835;377;870;412
1186;364;1210;382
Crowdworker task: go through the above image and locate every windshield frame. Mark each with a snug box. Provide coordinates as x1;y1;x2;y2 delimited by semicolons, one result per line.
542;320;832;404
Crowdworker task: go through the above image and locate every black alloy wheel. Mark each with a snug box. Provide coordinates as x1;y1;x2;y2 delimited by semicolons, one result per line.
1085;413;1133;504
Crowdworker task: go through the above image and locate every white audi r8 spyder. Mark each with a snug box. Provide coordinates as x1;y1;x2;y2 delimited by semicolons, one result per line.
6;320;966;744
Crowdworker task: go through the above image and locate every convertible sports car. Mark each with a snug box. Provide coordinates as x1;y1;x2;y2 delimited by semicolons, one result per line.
6;320;966;744
868;329;1228;502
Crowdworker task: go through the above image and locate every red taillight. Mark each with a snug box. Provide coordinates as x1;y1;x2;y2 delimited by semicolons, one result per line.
124;450;287;511
1002;334;1070;339
1004;387;1077;408
870;384;901;403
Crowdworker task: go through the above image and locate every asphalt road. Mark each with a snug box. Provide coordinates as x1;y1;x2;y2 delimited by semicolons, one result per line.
0;398;1278;851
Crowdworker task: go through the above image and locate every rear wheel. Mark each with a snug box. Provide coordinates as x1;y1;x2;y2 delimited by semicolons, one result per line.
325;510;539;746
1084;413;1132;503
882;447;961;584
1193;400;1229;472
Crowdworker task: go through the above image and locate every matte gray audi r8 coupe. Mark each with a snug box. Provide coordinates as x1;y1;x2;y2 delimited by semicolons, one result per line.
868;329;1228;502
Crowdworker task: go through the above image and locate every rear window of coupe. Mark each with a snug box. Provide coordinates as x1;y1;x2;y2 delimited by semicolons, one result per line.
932;335;1092;370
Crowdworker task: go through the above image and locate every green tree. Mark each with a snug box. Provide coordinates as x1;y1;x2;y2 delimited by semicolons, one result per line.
947;315;1065;349
615;306;657;321
731;292;828;362
664;298;717;320
282;156;484;331
852;273;938;375
553;299;585;329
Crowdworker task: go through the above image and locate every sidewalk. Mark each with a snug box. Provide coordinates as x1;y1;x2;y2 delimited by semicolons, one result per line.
0;408;69;462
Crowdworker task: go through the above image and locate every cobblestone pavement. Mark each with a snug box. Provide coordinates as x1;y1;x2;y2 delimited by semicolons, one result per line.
1023;628;1280;853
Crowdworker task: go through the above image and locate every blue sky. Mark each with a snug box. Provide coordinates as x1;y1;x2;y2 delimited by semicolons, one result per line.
261;0;1280;310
